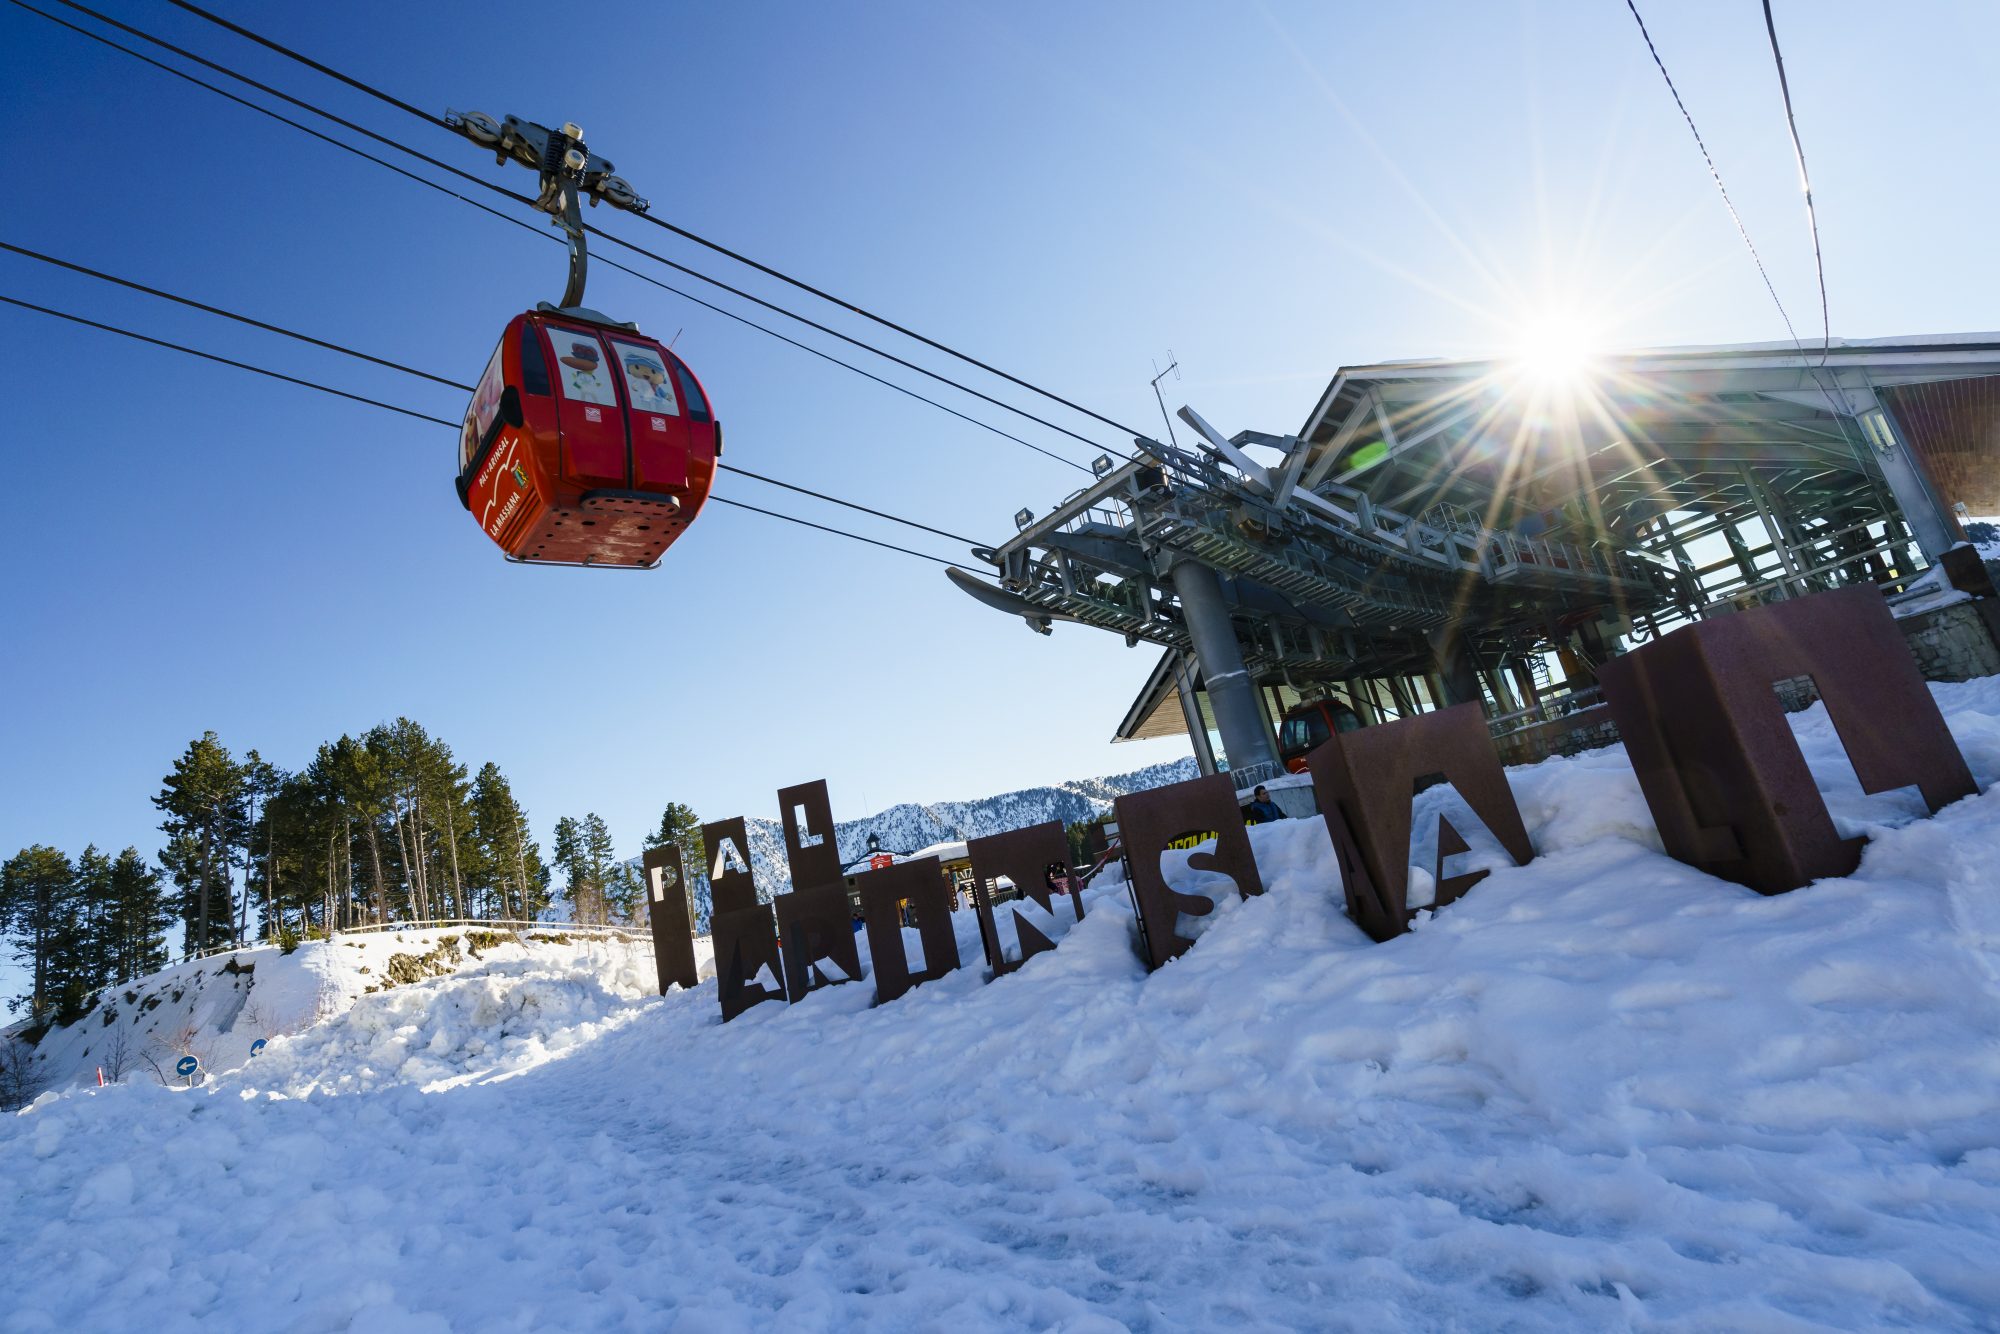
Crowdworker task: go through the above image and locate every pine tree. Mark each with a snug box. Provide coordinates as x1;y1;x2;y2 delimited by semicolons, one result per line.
71;845;116;996
152;732;249;953
238;751;284;944
106;848;170;979
467;764;547;921
552;816;596;923
645;802;712;931
1;845;83;1025
583;814;628;923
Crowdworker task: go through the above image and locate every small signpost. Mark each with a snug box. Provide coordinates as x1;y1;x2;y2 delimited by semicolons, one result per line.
249;1039;267;1057
175;1054;199;1086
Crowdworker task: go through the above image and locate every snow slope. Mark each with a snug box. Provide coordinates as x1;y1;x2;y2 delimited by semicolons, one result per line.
15;926;664;1098
5;687;2000;1330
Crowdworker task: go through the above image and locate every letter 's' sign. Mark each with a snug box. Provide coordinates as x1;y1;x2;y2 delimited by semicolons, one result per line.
1114;774;1264;970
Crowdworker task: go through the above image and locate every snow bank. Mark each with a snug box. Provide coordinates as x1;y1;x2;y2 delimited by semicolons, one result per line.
5;684;2000;1330
19;927;657;1096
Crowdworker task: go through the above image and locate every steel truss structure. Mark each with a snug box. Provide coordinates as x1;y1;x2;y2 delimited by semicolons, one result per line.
953;334;2000;777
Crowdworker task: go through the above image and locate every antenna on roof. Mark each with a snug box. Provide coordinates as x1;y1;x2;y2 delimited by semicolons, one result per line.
1150;352;1182;448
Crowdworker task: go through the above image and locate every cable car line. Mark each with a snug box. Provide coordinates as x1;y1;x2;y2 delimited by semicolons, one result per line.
8;0;1093;485
0;293;461;427
703;497;975;570
0;240;986;547
707;465;983;549
29;0;1112;472
165;0;1156;449
1758;0;1831;366
0;240;472;390
1619;0;1865;446
0;289;995;566
1619;0;1808;356
0;238;988;549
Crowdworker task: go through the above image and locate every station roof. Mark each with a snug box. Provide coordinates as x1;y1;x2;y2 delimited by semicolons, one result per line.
1287;334;2000;536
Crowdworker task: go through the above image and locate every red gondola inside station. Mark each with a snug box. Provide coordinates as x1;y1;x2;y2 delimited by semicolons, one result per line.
457;310;718;567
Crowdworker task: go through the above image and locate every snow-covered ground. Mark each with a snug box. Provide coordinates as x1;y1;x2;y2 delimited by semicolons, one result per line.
16;926;667;1096
6;683;2000;1330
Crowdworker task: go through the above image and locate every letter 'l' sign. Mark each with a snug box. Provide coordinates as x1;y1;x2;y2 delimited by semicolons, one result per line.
777;779;842;890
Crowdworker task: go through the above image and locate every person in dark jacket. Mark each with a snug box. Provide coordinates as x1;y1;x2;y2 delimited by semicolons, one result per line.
1245;785;1285;824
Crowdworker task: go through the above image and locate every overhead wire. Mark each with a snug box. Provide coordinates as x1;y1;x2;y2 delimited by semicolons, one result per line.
1618;0;1865;443
1757;0;1831;366
0;289;995;573
164;0;1156;447
0;238;990;548
0;293;458;426
0;239;470;389
12;0;1092;483
27;0;1110;471
1618;0;1808;354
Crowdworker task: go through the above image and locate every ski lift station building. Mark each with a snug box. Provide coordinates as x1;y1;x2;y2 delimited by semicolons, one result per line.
951;334;2000;787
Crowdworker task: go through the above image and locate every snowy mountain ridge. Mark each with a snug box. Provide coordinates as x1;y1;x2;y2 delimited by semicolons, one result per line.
681;756;1196;900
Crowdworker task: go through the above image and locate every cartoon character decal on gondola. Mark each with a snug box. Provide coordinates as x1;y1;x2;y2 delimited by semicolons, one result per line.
619;350;679;417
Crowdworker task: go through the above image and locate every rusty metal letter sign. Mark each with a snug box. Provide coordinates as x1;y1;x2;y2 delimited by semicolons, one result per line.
702;818;783;1022
856;857;962;1004
642;843;700;994
702;817;759;916
774;882;862;1002
965;821;1083;976
1113;774;1264;970
777;778;842;892
1598;584;1975;895
1307;700;1535;943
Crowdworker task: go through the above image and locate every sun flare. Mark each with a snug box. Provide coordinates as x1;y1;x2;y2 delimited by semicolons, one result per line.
1509;311;1603;383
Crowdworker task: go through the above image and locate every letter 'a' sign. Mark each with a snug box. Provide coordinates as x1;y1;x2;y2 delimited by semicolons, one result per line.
642;843;700;994
1114;774;1263;970
702;817;758;916
965;820;1082;976
856;857;961;1004
703;817;782;1022
1307;701;1534;943
1599;584;1975;894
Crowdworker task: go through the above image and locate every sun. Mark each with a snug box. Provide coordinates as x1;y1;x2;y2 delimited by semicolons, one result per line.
1509;311;1603;383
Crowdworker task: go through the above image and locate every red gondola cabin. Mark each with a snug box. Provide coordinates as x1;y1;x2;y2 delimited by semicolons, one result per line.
457;310;718;566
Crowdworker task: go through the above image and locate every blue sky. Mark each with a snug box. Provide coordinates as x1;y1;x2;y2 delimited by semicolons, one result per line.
3;0;1997;958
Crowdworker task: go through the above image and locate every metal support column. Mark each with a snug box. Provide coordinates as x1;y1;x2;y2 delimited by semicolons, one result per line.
1167;559;1280;776
1425;626;1485;709
1171;652;1218;776
1846;384;1961;563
